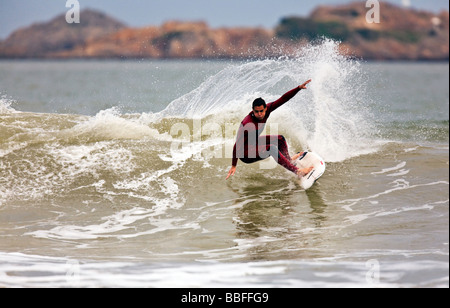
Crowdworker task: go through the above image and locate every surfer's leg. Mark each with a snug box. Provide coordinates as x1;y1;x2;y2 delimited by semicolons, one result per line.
260;135;292;160
263;135;304;173
259;136;312;176
275;135;293;162
243;136;302;175
259;142;299;174
242;144;310;176
275;149;299;174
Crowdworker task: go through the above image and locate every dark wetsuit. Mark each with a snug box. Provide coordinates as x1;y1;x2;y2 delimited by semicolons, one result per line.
232;86;302;174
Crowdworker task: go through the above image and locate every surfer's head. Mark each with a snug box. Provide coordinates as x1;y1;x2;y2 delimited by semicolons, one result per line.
252;98;267;121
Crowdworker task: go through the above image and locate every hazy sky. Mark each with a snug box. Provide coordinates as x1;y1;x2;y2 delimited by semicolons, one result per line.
1;0;449;39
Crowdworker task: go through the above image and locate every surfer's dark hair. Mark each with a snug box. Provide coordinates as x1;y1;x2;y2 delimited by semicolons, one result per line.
252;98;266;109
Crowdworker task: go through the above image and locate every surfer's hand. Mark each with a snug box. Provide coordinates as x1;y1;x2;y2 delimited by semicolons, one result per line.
226;166;236;180
299;80;312;90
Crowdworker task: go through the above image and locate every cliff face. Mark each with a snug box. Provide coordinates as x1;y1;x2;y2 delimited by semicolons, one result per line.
306;2;449;60
0;10;126;58
0;3;448;61
66;21;276;59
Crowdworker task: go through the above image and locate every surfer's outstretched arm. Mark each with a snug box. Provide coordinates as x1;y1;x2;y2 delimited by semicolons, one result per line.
267;80;312;112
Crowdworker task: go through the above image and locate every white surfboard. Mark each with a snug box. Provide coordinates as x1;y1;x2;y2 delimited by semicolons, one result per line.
294;152;326;190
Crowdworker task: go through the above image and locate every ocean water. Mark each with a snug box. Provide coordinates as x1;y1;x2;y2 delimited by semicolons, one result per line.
0;41;448;288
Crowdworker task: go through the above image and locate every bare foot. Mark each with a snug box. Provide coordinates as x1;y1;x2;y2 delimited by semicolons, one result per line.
297;166;314;178
291;152;305;162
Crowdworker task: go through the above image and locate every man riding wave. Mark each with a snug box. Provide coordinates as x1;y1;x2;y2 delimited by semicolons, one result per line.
227;80;313;180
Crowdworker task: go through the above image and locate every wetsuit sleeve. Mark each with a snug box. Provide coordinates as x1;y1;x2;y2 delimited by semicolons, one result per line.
232;124;244;167
232;143;239;167
266;86;301;113
232;123;246;166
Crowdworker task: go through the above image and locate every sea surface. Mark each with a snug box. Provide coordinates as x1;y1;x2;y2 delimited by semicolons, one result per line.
0;41;448;288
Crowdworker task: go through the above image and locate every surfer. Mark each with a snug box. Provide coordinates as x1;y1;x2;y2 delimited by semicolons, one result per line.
227;80;313;180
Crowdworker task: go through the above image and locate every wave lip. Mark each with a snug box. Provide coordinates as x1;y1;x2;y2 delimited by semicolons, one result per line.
59;107;168;143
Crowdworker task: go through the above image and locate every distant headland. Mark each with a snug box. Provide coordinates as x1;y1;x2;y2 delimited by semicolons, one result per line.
1;2;448;61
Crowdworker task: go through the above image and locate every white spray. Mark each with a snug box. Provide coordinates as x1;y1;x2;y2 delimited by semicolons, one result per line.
156;39;377;163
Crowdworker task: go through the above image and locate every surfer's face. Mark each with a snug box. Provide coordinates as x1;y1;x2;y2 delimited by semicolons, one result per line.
253;106;266;121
